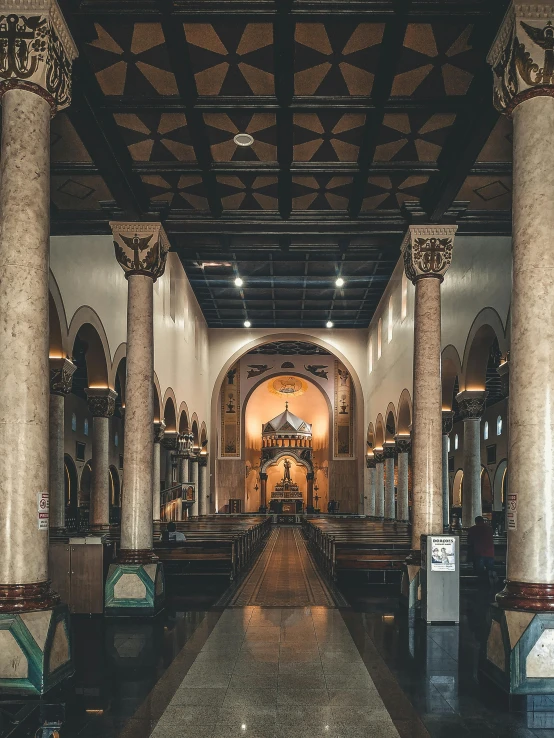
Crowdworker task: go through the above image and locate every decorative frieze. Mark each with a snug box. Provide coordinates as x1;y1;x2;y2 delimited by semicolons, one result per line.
488;3;554;114
110;222;170;281
401;225;457;283
85;387;117;418
49;357;76;396
0;0;78;113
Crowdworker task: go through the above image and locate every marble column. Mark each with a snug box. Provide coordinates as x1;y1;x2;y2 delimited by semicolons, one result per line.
179;455;190;484
153;421;165;522
457;391;486;528
482;3;554;693
366;456;376;517
49;358;77;534
260;473;268;509
307;473;314;509
442;412;454;530
396;436;411;523
198;457;208;515
106;223;169;616
0;0;77;694
86;387;117;532
402;225;456;555
383;443;396;519
374;449;385;518
190;456;200;517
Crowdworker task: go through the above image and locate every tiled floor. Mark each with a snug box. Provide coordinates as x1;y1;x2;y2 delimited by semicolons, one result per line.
151;606;400;738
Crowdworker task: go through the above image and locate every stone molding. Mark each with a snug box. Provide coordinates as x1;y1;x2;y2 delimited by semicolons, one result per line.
0;0;78;113
488;2;554;113
85;387;117;418
49;357;76;396
401;225;457;283
154;420;166;444
456;390;488;420
395;436;412;454
442;410;454;435
110;222;170;281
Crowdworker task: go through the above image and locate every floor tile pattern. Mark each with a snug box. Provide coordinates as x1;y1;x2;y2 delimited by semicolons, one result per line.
229;527;336;608
151;607;400;738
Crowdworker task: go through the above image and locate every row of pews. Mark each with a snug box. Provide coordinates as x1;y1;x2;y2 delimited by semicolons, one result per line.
153;515;271;581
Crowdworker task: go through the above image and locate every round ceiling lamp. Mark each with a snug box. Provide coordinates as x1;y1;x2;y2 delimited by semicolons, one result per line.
244;320;251;328
335;277;345;287
326;320;334;328
233;133;254;147
234;277;243;287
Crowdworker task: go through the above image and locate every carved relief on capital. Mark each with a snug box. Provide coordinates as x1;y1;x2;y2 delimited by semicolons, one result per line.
366;455;377;469
110;222;170;281
383;443;396;459
457;391;488;420
199;456;208;468
161;431;179;451
488;4;554;113
373;448;384;464
401;225;457;284
442;410;454;436
85;388;117;418
395;436;412;454
49;357;76;396
154;420;166;444
0;0;78;113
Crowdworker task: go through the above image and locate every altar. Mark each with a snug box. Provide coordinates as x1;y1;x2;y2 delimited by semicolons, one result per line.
269;460;304;514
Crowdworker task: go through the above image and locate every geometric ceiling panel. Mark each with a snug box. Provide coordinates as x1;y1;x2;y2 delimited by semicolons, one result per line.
477;116;512;163
204;113;277;161
291;176;353;210
51;175;113;210
140;174;209;210
114;113;196;162
456;175;512;210
51;115;92;163
374;112;456;162
184;23;274;96
294;23;384;96
86;23;178;96
391;23;479;97
216;175;279;210
361;175;429;211
293;113;366;162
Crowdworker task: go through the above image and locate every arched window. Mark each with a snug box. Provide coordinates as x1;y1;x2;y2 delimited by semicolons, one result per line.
71;413;77;432
377;318;382;359
497;416;503;436
401;271;408;321
388;296;393;343
484;421;489;440
454;434;459;450
84;418;89;436
447;437;450;453
114;432;119;447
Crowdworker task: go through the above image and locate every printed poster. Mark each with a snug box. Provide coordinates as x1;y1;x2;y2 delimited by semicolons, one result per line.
507;493;518;531
430;536;456;572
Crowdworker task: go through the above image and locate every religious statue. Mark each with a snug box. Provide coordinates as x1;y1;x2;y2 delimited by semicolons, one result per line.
283;458;292;482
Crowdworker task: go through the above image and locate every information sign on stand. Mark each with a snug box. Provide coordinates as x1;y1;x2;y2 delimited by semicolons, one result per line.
38;492;49;530
420;534;460;624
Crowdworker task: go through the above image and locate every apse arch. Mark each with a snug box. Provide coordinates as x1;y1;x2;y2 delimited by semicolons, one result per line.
397;389;412;435
461;308;507;391
162;388;178;431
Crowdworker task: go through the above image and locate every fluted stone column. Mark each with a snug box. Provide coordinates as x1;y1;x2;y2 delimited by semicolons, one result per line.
198;457;208;515
366;456;376;517
86;387;117;532
106;223;169;616
442;412;454;530
49;358;76;534
374;449;385;518
457;391;486;528
0;0;77;694
383;444;396;519
153;421;165;522
190;456;200;516
481;3;554;694
396;436;411;523
402;225;456;554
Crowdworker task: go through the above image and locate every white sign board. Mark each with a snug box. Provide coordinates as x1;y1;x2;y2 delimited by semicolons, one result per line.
430;536;456;572
507;493;518;531
38;492;49;530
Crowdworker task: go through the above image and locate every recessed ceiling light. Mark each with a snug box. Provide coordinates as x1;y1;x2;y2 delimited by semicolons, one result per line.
234;277;243;287
335;277;345;287
326;320;334;328
244;320;251;328
234;133;254;147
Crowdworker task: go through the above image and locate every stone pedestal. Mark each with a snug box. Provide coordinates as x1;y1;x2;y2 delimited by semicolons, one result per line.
396;437;411;523
383;444;396;519
86;387;117;532
442;411;453;530
49;358;77;534
457;391;487;528
0;0;77;693
366;456;376;516
153;421;165;521
107;222;169;616
374;450;385;518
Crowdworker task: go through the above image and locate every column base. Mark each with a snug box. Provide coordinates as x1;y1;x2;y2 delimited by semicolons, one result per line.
400;562;421;617
481;603;554;694
0;603;73;694
105;560;165;617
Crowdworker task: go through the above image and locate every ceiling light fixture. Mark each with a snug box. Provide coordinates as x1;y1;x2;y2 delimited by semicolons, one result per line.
326;320;334;328
234;133;254;147
335;277;345;287
244;320;251;328
234;277;243;287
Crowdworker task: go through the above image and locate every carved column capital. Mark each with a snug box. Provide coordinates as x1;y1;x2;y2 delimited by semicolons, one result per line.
161;431;179;451
442;410;455;435
199;456;208;468
154;420;166;444
395;435;412;454
456;390;488;420
85;387;117;418
383;443;396;459
401;225;457;283
366;455;376;469
0;0;78;114
110;222;170;281
488;2;554;115
49;357;76;396
373;448;384;464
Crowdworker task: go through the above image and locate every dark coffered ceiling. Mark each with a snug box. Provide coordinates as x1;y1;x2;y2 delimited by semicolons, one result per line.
51;0;511;327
